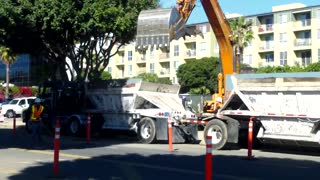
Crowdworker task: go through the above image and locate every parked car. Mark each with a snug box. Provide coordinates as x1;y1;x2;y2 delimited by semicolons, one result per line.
0;98;11;108
0;97;36;118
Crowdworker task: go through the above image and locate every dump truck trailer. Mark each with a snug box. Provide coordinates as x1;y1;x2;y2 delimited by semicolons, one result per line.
202;72;320;149
27;79;198;144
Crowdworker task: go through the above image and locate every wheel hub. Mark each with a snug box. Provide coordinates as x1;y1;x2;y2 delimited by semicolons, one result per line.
208;126;222;144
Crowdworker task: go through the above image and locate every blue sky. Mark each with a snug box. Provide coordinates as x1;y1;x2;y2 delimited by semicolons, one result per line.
159;0;320;15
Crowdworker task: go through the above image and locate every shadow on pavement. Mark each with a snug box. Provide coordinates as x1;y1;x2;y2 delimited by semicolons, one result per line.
0;121;139;151
7;152;320;180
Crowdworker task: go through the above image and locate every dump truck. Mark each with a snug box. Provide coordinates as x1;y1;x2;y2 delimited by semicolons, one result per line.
140;0;320;150
208;72;320;149
24;79;198;143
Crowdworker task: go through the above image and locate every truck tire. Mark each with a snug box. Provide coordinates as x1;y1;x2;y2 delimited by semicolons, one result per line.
204;119;228;150
137;117;156;144
6;110;15;118
68;118;82;136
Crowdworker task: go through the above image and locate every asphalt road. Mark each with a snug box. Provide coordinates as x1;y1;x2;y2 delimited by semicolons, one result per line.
0;118;319;180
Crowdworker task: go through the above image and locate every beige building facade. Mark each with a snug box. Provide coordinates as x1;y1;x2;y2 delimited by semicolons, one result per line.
107;3;320;84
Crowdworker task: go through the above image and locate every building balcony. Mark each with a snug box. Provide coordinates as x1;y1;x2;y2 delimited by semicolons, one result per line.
258;24;273;34
295;58;311;66
136;55;146;64
294;39;311;47
185;50;196;59
137;68;146;75
293;19;311;31
159;69;170;76
115;59;125;66
258;44;274;52
184;36;196;43
159;53;170;62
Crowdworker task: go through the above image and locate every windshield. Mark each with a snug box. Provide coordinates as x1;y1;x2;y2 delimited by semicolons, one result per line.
9;100;19;105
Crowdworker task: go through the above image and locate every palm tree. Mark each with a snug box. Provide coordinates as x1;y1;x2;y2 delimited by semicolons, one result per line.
0;46;16;99
229;16;254;73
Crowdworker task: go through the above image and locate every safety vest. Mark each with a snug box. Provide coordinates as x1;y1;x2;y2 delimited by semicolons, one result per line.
30;105;44;121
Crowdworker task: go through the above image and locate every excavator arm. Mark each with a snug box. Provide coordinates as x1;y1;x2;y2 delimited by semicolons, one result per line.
170;0;235;112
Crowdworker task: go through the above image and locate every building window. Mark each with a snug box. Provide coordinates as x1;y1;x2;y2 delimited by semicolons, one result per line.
150;63;155;73
150;46;155;59
244;54;252;65
214;41;219;53
280;51;287;65
200;42;206;53
174;45;179;56
128;51;132;61
301;51;311;66
279;13;288;24
174;61;179;70
199;24;207;34
318;49;320;62
128;65;132;75
107;67;112;73
279;32;287;44
265;53;274;63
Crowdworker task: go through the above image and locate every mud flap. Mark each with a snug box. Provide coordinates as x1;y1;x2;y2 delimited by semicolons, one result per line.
155;117;198;143
226;119;240;143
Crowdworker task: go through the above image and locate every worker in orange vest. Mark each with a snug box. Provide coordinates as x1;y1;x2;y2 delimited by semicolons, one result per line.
30;98;44;147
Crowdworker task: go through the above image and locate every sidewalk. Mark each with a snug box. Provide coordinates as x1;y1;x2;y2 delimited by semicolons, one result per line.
0;117;24;129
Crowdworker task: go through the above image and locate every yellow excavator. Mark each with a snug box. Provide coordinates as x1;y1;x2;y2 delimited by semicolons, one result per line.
136;0;236;114
170;0;236;114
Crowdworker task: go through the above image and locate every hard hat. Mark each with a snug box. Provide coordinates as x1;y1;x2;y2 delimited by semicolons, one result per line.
215;97;222;103
35;98;41;103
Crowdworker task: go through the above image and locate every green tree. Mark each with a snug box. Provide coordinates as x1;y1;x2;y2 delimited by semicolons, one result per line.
0;0;159;82
176;57;219;94
0;46;17;99
229;16;254;73
100;71;112;80
136;73;159;83
134;73;172;84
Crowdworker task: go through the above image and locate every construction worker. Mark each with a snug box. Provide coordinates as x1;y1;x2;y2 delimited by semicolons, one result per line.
30;98;44;147
213;97;223;113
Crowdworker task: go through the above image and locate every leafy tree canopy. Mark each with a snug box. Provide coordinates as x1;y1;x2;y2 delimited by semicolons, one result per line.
135;73;172;85
0;0;159;82
255;62;320;73
176;57;219;94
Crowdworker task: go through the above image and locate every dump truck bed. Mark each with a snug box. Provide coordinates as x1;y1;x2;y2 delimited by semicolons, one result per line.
221;72;320;145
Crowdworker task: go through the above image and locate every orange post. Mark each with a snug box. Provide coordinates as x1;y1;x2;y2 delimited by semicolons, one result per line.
87;113;91;144
205;135;212;180
168;115;173;152
53;117;61;176
248;117;254;160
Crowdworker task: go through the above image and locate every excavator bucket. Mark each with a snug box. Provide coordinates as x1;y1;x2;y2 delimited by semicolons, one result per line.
136;0;197;48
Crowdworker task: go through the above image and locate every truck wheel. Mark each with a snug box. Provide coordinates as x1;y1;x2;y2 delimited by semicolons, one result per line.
69;118;81;136
204;119;228;150
6;110;15;118
137;117;156;144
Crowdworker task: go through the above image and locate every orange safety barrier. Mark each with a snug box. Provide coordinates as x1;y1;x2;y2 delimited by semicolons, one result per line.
168;115;173;152
87;113;91;144
205;135;212;180
53;118;61;176
247;117;254;160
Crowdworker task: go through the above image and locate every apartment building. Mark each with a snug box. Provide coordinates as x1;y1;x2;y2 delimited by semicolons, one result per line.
243;3;320;67
107;3;320;84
